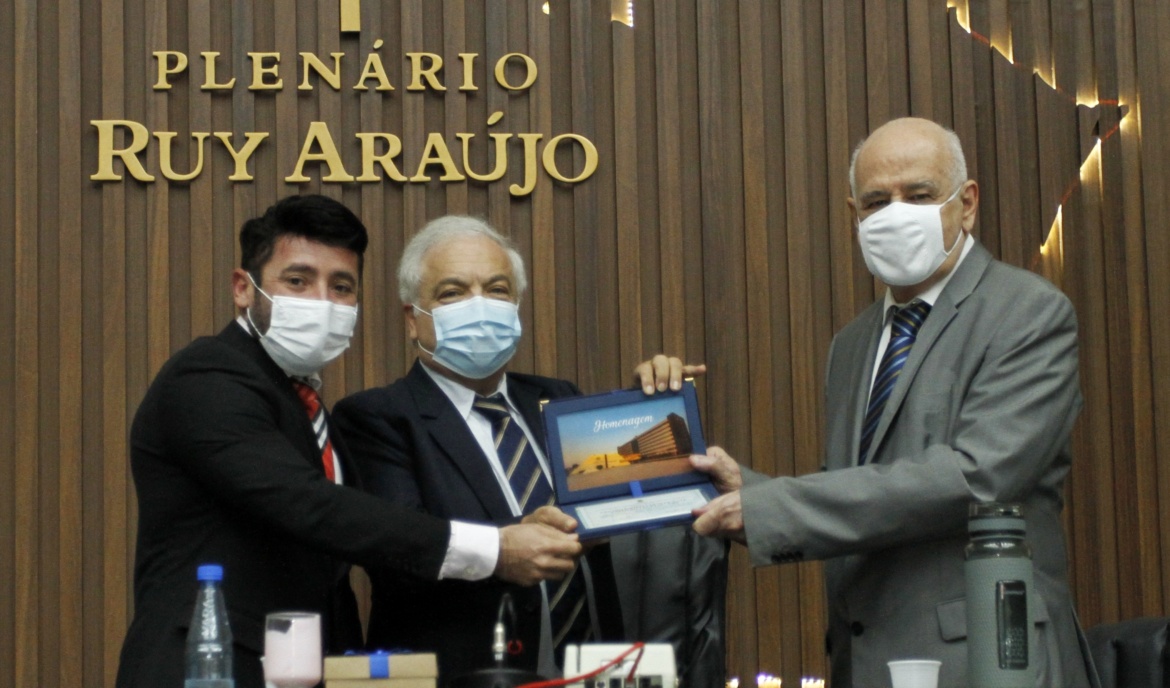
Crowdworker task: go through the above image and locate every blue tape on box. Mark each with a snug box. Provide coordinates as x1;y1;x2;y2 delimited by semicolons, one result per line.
629;480;643;497
331;649;437;680
369;650;390;678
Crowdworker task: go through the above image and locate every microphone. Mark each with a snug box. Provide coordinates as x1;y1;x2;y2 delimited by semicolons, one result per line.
445;592;546;688
492;592;515;665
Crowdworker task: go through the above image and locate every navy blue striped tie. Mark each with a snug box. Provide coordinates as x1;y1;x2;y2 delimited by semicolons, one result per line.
473;395;590;652
473;394;554;513
858;301;932;465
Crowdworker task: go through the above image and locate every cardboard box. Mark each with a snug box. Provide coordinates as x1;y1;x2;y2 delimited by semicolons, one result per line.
324;652;438;680
325;679;436;688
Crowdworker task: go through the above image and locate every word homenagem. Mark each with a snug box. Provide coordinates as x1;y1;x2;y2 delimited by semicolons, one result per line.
593;416;655;434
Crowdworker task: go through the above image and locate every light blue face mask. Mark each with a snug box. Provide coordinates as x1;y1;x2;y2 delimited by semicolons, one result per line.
414;296;522;379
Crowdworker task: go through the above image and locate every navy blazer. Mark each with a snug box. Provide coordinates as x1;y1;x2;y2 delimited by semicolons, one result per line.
333;361;624;681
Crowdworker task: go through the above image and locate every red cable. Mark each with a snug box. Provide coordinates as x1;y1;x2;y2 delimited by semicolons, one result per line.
516;642;647;688
624;644;646;683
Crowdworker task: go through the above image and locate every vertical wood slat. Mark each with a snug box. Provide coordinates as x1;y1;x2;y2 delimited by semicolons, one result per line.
612;19;642;381
759;1;802;680
0;1;14;685
529;0;557;378
632;1;662;363
358;0;389;391
1111;0;1160;617
99;0;130;684
548;0;578;382
1089;0;1146;621
568;0;603;391
1133;0;1170;612
14;1;40;687
57;0;85;682
823;0;854;326
503;0;534;373
652;0;685;361
991;56;1025;268
736;0;779;680
78;0;105;681
696;2;756;682
37;0;62;680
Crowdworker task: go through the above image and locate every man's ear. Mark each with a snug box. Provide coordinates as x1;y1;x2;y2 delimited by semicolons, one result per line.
846;196;860;232
404;303;418;341
231;269;254;311
960;180;980;232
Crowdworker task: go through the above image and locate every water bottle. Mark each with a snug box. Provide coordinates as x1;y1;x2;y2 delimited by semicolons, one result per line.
964;502;1037;687
184;564;235;688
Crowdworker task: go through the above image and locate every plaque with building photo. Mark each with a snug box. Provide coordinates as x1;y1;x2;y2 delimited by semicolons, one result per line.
540;380;718;539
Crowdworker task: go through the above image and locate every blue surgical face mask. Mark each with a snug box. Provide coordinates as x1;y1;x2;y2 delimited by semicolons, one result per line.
414;296;522;379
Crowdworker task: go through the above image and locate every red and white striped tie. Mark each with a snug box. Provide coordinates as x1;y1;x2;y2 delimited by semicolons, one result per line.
292;381;336;482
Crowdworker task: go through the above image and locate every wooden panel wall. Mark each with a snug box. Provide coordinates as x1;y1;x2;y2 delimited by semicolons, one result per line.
1;1;1167;686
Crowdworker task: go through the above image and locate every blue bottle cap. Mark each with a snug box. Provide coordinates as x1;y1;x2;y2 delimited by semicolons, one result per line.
196;564;224;582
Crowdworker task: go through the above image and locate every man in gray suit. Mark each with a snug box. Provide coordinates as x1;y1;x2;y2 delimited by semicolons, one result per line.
691;117;1092;687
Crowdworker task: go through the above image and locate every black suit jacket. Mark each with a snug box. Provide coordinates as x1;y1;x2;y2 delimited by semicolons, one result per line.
116;323;451;688
332;361;624;681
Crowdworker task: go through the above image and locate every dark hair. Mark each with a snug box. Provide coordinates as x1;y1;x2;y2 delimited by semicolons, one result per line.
239;194;369;278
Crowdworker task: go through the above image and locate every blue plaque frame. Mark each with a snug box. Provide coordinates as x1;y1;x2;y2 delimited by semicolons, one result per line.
540;380;716;539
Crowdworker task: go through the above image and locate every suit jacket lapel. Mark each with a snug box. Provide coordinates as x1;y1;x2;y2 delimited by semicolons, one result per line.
838;304;886;468
406;362;515;520
867;242;992;462
219;321;324;472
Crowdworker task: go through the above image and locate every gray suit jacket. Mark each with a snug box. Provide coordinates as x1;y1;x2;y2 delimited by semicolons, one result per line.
741;243;1091;687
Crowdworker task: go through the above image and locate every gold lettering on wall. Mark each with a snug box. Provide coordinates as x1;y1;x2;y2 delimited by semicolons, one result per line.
340;0;361;33
102;47;597;193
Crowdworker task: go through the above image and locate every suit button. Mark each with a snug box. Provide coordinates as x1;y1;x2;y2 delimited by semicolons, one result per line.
851;622;864;636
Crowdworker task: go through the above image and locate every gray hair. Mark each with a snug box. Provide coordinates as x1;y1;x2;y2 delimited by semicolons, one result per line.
397;215;528;304
848;125;968;198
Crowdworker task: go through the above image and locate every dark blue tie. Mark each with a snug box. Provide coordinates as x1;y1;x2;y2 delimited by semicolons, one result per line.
472;394;554;513
472;394;592;653
858;301;932;465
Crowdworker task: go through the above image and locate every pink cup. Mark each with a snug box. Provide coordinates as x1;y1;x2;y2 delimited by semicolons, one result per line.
263;611;322;688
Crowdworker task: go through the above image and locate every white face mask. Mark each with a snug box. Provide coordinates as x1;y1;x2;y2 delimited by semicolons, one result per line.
857;184;964;287
247;275;358;377
414;296;521;380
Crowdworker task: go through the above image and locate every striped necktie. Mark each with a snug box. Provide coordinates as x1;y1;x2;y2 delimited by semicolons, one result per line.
292;381;336;482
472;394;553;513
858;300;932;465
472;394;590;652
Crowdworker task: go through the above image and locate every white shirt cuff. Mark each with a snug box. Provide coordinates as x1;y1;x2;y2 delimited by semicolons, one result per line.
439;520;500;581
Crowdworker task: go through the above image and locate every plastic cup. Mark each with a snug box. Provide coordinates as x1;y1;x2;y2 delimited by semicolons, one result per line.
887;659;941;688
263;611;322;688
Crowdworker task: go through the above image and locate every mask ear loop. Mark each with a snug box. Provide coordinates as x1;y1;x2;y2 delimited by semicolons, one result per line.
411;304;438;357
940;183;968;256
245;272;273;338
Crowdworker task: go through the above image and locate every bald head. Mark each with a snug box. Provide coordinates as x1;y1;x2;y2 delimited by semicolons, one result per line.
845;117;980;301
849;118;967;199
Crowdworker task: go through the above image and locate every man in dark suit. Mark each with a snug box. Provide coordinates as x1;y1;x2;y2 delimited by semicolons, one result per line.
332;216;726;683
115;195;583;688
692;118;1093;686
